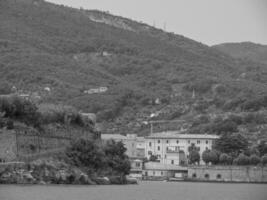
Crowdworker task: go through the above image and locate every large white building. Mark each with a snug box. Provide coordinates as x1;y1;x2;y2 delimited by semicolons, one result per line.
101;134;145;159
145;131;219;165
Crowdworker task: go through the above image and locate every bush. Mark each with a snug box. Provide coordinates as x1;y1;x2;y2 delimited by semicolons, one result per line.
249;154;261;165
189;150;200;165
202;150;210;165
202;150;220;165
261;154;267;166
0;95;39;126
38;103;85;126
219;153;232;165
215;133;248;155
66;139;131;176
234;154;250;165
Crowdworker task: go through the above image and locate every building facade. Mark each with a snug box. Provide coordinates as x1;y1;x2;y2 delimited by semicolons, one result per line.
101;134;145;159
145;131;219;165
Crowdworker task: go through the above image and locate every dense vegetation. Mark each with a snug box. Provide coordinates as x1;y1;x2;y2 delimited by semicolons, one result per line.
65;138;131;179
0;0;267;144
0;95;91;129
187;132;267;166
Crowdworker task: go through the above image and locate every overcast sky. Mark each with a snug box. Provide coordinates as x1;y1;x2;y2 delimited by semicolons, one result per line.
46;0;267;46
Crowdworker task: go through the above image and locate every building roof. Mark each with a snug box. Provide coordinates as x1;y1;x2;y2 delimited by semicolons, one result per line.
101;134;127;140
145;131;219;140
144;162;188;171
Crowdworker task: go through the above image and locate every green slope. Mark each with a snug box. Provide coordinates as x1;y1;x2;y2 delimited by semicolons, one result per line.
1;0;267;140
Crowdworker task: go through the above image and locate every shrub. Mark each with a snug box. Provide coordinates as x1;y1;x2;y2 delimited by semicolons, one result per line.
0;95;39;126
202;150;210;165
234;154;250;165
219;153;232;165
215;133;248;155
202;150;220;165
249;154;261;165
261;154;267;166
66;139;131;176
189;150;200;165
38;103;85;126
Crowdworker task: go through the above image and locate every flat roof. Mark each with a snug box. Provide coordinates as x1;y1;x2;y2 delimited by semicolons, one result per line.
145;131;219;139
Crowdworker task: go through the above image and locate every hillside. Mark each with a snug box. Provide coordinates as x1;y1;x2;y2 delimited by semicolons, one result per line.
213;42;267;65
1;0;267;142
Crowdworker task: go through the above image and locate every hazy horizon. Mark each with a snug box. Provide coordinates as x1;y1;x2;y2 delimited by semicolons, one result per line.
46;0;267;46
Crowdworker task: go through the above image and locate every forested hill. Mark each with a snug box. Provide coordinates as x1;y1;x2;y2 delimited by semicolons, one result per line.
1;0;267;142
213;42;267;65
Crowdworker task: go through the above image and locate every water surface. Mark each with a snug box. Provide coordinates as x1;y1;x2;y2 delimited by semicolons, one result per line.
1;181;267;200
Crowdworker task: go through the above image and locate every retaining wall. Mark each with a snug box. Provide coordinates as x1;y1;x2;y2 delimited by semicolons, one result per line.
188;166;267;183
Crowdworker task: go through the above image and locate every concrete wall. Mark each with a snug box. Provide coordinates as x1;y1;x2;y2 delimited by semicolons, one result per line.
188;166;267;183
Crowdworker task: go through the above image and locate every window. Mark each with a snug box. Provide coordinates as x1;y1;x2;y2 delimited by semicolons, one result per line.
188;140;190;144
192;173;197;178
149;142;152;147
206;140;209;144
217;174;222;179
176;140;179;144
158;146;160;151
171;160;174;164
153;171;155;175
197;140;200;144
166;140;169;144
161;171;163;176
204;174;210;179
164;154;167;159
136;162;141;167
158;140;160;144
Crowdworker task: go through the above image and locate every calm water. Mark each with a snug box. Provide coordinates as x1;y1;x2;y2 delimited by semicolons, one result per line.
1;182;267;200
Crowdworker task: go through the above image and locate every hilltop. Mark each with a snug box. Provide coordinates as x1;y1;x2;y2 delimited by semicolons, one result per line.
213;42;267;65
1;0;267;142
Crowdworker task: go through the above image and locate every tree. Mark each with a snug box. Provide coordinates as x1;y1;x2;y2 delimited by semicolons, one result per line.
209;150;220;165
261;154;267;166
257;141;267;157
219;153;232;165
66;139;106;173
249;154;261;165
202;150;220;165
189;150;200;165
234;153;250;165
149;155;158;162
215;133;248;155
202;150;210;165
104;140;131;176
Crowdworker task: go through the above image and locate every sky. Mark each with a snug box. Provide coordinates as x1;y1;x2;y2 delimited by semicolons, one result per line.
46;0;267;46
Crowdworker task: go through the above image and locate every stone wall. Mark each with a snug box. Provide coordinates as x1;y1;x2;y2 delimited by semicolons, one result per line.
188;166;267;183
0;130;17;162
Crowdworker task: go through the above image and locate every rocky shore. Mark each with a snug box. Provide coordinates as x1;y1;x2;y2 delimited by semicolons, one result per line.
0;158;137;185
